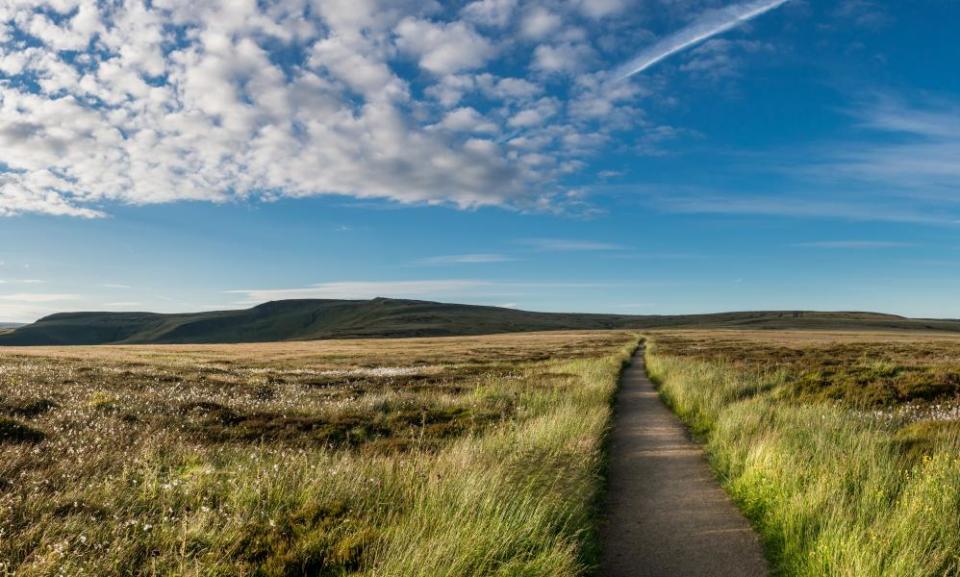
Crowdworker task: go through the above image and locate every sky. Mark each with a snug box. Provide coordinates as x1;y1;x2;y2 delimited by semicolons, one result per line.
1;0;959;322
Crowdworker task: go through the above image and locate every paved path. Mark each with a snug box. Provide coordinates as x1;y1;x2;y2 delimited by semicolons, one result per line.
599;347;768;577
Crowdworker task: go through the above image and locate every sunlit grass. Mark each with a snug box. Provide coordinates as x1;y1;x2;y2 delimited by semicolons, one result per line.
0;331;639;576
647;332;960;576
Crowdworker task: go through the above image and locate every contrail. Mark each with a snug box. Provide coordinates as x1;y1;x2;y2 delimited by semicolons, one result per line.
615;0;791;80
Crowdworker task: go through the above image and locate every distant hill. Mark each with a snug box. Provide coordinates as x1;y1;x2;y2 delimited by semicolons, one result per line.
0;298;957;346
0;322;24;337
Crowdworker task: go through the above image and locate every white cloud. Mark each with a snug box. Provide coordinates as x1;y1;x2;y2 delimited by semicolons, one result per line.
477;75;542;100
856;98;960;138
21;2;103;52
508;98;560;128
650;192;959;225
462;0;518;27
395;18;496;75
417;254;516;265
639;95;960;226
0;291;77;322
818;98;960;194
833;0;891;29
521;6;563;39
0;2;593;218
0;0;707;219
424;74;478;107
0;279;47;286
0;293;78;303
432;107;499;134
574;0;628;19
679;38;774;81
229;280;494;302
519;238;625;251
792;241;915;249
309;36;408;99
615;0;790;79
228;279;617;305
532;42;596;74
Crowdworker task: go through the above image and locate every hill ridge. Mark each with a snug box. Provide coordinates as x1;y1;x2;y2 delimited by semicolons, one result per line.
0;298;954;346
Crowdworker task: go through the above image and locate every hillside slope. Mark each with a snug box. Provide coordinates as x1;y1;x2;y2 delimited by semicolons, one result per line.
0;298;956;346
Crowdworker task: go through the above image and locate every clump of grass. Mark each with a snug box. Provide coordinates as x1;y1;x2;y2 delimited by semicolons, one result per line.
87;390;118;411
647;333;960;577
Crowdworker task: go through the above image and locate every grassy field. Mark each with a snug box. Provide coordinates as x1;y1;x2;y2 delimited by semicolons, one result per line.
0;331;638;576
646;330;960;576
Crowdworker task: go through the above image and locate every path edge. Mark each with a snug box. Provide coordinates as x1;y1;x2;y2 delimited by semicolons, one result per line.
641;338;780;573
587;335;644;576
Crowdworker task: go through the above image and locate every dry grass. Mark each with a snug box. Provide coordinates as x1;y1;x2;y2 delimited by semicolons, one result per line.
0;331;638;576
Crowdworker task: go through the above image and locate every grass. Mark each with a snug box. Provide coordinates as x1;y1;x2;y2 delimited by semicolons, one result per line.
0;331;638;576
646;331;960;576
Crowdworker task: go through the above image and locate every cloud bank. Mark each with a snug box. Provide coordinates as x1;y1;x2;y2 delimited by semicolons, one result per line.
792;241;914;249
0;0;664;217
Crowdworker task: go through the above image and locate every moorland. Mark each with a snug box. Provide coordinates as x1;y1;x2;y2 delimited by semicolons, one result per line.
6;320;960;577
0;331;637;576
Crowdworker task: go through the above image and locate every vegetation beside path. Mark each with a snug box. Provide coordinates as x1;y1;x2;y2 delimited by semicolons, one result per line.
0;332;638;576
647;331;960;577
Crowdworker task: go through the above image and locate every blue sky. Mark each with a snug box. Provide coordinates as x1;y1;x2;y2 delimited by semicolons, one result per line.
1;0;959;322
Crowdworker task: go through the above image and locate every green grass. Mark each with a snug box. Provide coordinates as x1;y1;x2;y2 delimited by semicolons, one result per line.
0;331;638;576
646;333;960;576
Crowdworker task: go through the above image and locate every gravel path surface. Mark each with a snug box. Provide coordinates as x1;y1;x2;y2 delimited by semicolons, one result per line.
599;347;769;577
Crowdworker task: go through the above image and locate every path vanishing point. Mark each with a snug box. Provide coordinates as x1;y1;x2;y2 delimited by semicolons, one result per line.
600;346;769;577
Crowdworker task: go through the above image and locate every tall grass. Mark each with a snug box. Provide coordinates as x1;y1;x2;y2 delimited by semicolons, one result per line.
646;342;960;577
368;348;638;577
0;334;638;576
